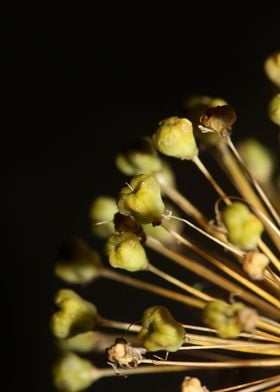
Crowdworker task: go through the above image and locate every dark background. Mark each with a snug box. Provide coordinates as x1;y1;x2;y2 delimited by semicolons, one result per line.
4;4;279;391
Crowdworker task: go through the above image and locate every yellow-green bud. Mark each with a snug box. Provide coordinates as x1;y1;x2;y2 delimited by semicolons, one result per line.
117;174;165;225
237;138;274;183
221;202;264;250
264;52;280;88
268;94;280;126
51;290;98;339
105;232;148;272
89;196;117;238
153;117;198;160
55;239;101;284
139;306;185;352
203;301;250;338
57;331;99;353
116;137;163;176
52;352;97;392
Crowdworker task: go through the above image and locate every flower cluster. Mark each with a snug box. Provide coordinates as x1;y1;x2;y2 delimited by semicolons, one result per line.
50;53;280;392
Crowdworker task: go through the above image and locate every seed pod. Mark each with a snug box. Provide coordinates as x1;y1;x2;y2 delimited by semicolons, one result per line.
264;52;280;88
268;94;280;126
139;305;185;352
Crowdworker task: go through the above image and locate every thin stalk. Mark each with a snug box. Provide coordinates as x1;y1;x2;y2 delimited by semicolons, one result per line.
141;357;280;368
100;268;205;309
98;364;189;379
213;375;280;392
147;263;214;302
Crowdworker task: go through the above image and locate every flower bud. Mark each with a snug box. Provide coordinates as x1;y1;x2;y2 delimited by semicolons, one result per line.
268;94;280;126
52;352;97;392
237;138;274;183
116;137;163;176
181;377;209;392
153;117;198;160
54;239;102;284
264;52;280;88
105;232;148;272
51;290;98;339
139;306;185;352
200;105;237;138
90;196;117;238
203;301;258;338
221;202;264;250
117;174;165;225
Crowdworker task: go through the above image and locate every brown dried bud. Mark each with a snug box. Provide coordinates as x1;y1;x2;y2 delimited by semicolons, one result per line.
106;338;146;368
200;105;237;138
113;212;146;243
243;251;269;280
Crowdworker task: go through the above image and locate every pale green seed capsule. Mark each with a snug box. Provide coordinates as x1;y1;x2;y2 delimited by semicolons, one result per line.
203;301;244;338
116;137;163;176
90;196;118;238
52;352;96;392
264;52;280;88
54;239;102;284
268;94;280;126
139;306;185;352
237;138;274;183
51;290;98;339
203;301;257;339
153;117;198;160
221;202;264;250
105;232;148;272
117;174;165;225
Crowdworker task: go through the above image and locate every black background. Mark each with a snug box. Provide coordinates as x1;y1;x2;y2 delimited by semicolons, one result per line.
4;3;280;392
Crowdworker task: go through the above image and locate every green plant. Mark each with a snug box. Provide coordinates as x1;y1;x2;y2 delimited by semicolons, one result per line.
51;52;280;392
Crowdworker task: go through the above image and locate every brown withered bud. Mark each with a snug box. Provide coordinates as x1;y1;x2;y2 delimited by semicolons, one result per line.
200;105;237;138
113;212;146;243
106;338;146;369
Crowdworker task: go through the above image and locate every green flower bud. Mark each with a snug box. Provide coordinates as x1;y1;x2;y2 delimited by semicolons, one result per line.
153;117;198;160
55;239;102;284
105;232;148;272
57;331;99;353
139;306;185;352
116;137;163;176
221;202;264;250
203;301;258;339
89;196;117;238
237;138;274;183
52;352;97;392
117;174;165;225
51;290;98;339
268;94;280;126
264;52;280;88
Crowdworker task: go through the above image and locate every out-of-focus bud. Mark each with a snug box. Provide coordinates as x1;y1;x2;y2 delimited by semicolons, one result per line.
153;117;198;160
264;52;280;88
139;306;185;352
105;232;148;272
221;202;264;250
237;138;274;183
52;352;98;392
117;174;165;225
51;290;98;339
268;94;280;126
90;196;117;238
203;301;258;338
54;238;102;284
